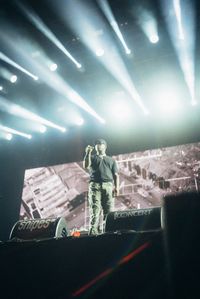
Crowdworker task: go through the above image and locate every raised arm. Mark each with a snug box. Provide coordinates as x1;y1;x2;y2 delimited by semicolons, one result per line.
83;145;94;169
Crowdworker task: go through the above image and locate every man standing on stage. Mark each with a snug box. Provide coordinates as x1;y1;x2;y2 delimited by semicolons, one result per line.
83;139;119;235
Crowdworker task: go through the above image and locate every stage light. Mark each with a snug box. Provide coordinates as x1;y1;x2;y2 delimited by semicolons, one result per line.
0;95;67;132
0;52;38;81
0;27;105;124
50;63;57;72
10;75;17;83
0;86;3;91
131;7;159;46
75;117;84;126
149;34;159;43
76;63;82;69
95;48;104;57
60;127;66;133
161;0;195;104
0;125;32;139
125;48;131;55
58;0;147;113
173;0;185;40
39;125;47;133
5;133;13;140
97;1;131;55
17;2;82;69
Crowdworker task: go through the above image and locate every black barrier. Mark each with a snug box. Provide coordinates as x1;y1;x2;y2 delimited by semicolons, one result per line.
105;207;161;233
9;217;68;240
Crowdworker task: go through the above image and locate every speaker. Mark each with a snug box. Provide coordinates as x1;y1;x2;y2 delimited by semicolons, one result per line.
105;207;161;233
161;191;200;249
9;217;68;241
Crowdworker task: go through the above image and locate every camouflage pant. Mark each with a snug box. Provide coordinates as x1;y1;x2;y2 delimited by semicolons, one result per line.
88;182;114;235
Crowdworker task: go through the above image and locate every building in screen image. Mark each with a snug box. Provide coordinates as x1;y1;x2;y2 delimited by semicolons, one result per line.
20;142;200;232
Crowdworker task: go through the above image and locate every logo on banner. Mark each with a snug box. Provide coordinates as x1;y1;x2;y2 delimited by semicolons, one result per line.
114;209;152;220
17;219;54;231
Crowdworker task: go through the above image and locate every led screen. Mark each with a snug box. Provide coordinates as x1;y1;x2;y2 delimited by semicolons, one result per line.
20;142;200;233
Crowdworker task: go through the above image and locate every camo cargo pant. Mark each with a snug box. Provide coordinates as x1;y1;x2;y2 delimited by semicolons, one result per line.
88;181;114;235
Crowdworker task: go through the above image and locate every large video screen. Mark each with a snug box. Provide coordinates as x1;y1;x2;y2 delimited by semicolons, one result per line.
20;142;200;232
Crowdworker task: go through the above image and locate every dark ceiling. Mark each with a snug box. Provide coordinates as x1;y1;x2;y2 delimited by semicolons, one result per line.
0;0;200;167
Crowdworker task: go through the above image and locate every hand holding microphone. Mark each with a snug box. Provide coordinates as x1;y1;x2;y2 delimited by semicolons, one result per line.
85;145;94;154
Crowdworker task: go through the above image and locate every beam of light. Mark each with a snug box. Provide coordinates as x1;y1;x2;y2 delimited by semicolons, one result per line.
0;30;104;124
0;124;32;139
0;95;66;132
0;52;38;80
133;7;159;44
161;0;196;104
55;0;148;114
97;0;131;54
16;1;82;69
173;0;185;40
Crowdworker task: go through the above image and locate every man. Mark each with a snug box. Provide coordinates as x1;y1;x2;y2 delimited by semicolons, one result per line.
83;139;119;235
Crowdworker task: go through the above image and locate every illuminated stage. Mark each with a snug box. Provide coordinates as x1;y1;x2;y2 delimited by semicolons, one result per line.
0;1;200;297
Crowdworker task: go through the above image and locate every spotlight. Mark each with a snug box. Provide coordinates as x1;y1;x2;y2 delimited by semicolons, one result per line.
39;125;47;133
75;117;84;126
0;52;38;81
95;48;104;57
125;48;131;55
76;63;82;69
150;34;159;43
161;0;195;103
10;75;17;83
0;86;3;91
34;76;39;81
5;133;13;140
60;127;66;133
50;63;57;72
0;125;32;139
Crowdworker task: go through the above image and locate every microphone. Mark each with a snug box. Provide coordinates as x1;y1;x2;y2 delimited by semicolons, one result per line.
86;145;94;153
